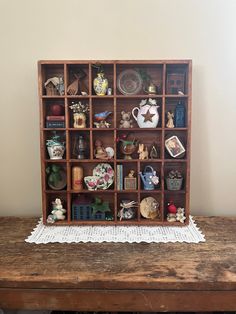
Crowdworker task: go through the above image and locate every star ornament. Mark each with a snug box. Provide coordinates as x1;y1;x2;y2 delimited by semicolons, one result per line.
142;109;155;123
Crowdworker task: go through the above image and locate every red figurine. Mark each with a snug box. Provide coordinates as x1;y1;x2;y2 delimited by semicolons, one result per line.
167;200;177;214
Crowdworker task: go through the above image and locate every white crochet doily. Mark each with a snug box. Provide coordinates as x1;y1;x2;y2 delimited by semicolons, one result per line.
25;216;205;244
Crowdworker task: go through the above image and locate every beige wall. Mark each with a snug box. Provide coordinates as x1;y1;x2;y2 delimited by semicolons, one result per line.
0;0;235;216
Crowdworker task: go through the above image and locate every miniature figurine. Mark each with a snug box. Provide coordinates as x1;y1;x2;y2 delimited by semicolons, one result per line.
124;170;137;190
138;143;149;159
166;111;175;128
119;111;133;128
47;198;66;223
94;111;112;128
94;139;109;159
176;207;186;223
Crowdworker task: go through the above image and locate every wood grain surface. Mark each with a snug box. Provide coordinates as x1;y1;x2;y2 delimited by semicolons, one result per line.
0;216;235;311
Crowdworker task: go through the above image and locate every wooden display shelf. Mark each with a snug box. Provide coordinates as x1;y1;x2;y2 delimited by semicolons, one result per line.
38;60;192;225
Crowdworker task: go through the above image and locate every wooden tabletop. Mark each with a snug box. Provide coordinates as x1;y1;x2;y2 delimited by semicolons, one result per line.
0;216;235;311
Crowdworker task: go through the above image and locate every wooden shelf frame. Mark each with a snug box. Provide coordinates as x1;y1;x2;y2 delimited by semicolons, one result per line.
38;60;192;226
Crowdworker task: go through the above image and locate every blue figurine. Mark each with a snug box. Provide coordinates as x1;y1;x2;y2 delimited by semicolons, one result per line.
175;101;186;127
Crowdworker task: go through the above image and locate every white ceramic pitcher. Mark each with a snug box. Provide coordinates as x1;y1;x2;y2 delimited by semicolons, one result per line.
132;99;159;128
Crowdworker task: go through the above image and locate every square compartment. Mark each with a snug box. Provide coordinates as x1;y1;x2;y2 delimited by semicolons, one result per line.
66;64;89;96
92;130;115;160
68;99;90;128
117;192;138;222
92;98;114;128
40;64;65;96
166;64;189;95
71;192;114;221
116;63;163;95
69;130;90;160
45;192;67;223
92;63;114;95
140;193;162;221
139;162;161;191
165;97;187;128
164;130;187;160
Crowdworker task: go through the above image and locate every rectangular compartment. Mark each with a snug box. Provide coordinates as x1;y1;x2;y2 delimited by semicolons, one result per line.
139;162;161;191
66;64;89;96
166;63;189;95
68;98;90;128
91;63;114;95
164;192;186;223
92;98;114;129
42;99;65;129
164;162;187;192
116;98;162;128
116;63;163;95
164;130;188;160
140;193;162;222
165;97;188;128
45;192;68;223
117;192;138;222
44;130;66;160
69;130;90;160
92;130;115;160
116;130;162;160
70;161;115;192
71;192;115;221
117;162;138;191
40;63;65;96
45;162;67;191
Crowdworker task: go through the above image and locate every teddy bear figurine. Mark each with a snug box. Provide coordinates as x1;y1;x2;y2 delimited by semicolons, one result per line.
119;111;133;128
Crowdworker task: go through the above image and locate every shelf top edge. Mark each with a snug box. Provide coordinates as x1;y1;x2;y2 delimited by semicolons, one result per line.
38;60;192;65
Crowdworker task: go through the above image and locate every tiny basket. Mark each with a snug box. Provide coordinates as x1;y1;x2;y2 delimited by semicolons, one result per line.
166;178;183;191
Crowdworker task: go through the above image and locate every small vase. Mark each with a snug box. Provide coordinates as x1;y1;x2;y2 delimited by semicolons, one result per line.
93;72;108;96
47;144;65;160
73;112;86;128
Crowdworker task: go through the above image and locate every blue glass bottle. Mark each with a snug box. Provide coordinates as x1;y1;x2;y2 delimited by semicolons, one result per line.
175;101;186;127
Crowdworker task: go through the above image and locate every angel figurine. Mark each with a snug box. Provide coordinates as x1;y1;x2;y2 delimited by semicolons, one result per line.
166;111;175;128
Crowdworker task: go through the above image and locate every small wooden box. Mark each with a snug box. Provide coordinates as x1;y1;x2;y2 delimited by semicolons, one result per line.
124;177;137;190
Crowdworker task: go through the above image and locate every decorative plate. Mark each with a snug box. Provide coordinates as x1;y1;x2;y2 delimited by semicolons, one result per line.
117;69;143;95
93;163;114;190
